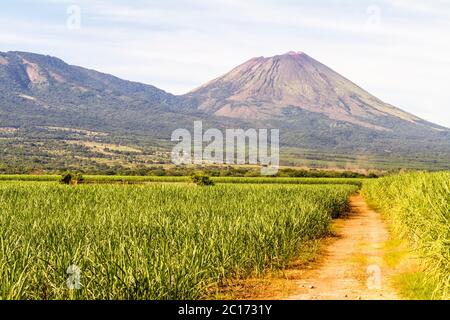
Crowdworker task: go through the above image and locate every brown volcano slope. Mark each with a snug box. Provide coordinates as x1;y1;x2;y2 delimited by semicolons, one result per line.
186;51;442;132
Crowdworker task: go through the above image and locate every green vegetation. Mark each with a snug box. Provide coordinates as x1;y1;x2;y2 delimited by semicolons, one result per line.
210;177;364;186
0;174;60;181
0;174;365;186
60;172;84;185
0;182;357;299
281;148;450;171
0;153;379;177
190;174;215;186
362;172;450;299
393;272;437;300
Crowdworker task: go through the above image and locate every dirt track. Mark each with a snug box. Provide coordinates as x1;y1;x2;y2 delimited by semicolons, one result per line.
288;195;399;300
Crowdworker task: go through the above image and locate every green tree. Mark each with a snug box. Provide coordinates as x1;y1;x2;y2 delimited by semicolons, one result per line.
190;174;214;186
60;171;84;185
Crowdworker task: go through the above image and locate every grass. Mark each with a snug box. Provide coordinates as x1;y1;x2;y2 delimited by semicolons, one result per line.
382;239;409;268
210;177;363;186
0;182;358;299
0;174;60;181
393;272;437;300
362;171;450;300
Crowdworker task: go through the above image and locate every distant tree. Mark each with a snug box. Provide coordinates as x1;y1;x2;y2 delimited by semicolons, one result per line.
191;174;215;187
151;168;166;176
60;171;84;185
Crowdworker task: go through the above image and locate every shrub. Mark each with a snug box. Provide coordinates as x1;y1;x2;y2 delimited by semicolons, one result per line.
60;172;84;185
190;174;215;186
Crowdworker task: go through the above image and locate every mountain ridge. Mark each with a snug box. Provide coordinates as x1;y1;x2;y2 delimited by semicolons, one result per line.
0;50;449;171
2;50;448;130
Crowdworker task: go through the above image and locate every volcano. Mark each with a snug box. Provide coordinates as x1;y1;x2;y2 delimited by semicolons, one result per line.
185;51;444;132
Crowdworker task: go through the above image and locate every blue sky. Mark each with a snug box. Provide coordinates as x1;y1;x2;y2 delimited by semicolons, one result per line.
1;0;450;127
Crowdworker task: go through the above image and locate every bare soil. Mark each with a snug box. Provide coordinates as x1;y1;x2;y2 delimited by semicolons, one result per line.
287;195;399;300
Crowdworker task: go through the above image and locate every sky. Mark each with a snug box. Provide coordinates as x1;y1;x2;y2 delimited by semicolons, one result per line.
1;0;450;128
